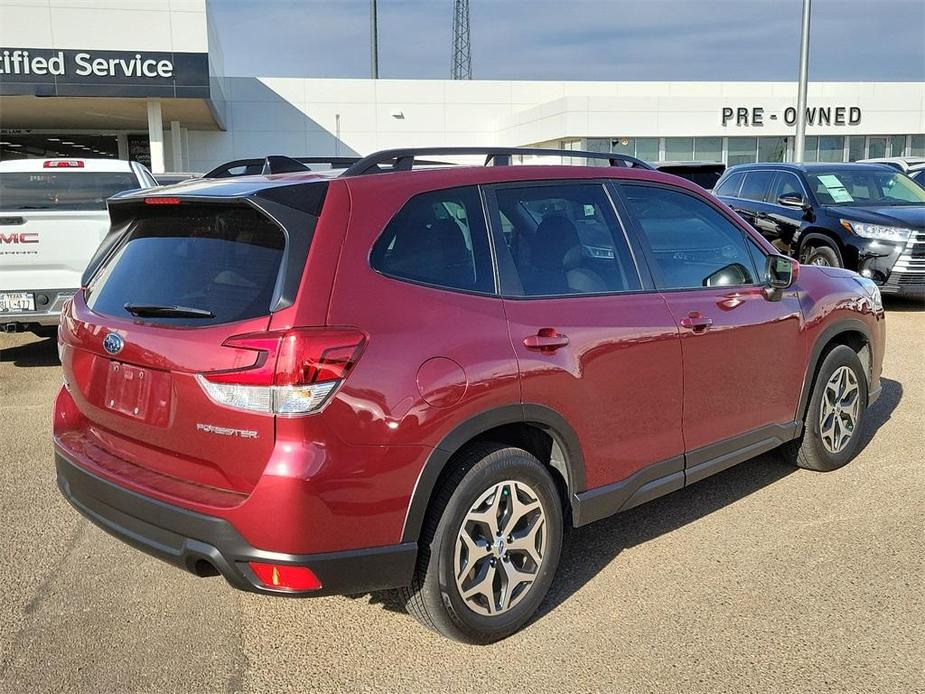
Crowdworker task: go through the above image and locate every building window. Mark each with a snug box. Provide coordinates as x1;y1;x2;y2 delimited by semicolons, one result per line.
694;137;723;162
803;136;818;162
867;136;888;159
911;135;925;156
889;135;907;157
665;137;694;161
595;137;659;163
727;137;757;165
818;136;845;162
848;136;865;162
635;138;659;162
758;137;788;162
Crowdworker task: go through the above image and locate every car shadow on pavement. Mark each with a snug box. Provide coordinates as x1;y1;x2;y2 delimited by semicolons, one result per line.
358;377;903;628
0;336;60;367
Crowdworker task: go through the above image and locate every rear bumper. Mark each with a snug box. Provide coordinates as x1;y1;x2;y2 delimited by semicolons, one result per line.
0;288;76;328
55;450;417;597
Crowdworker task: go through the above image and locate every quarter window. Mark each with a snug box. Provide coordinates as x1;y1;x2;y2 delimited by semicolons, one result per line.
621;184;759;290
370;186;494;294
492;183;640;297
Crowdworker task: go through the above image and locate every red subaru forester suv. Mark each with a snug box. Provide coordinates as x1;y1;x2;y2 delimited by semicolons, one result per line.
55;148;885;643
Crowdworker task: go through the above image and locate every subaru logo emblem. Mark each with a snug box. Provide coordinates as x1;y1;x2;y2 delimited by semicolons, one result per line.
103;332;124;355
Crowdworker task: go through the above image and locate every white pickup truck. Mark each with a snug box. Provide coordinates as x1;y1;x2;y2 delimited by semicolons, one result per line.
0;158;156;335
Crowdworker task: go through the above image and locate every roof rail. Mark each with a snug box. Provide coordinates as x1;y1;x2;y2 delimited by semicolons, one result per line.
340;147;654;177
203;155;363;179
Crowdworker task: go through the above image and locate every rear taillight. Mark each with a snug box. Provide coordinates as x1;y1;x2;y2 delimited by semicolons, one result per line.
196;328;366;416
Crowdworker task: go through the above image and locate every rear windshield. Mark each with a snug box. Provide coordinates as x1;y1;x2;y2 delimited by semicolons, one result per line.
86;204;285;327
0;171;139;211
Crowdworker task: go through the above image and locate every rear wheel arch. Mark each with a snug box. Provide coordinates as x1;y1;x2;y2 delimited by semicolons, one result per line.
799;320;873;421
400;404;585;544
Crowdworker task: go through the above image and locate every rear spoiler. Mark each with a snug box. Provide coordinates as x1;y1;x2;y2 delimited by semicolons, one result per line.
203;155;362;178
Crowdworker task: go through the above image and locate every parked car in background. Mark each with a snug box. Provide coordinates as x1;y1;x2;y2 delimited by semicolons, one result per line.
55;148;885;644
154;172;202;186
858;156;925;172
652;161;726;191
714;162;925;297
0;158;155;335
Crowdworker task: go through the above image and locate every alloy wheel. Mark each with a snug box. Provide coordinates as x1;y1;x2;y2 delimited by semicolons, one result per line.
819;365;861;454
453;480;547;616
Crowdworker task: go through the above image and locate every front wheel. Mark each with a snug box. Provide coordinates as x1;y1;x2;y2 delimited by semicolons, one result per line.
782;345;868;471
400;443;563;643
803;244;842;268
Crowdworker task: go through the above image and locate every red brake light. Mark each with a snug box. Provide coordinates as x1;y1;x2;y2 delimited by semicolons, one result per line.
196;328;367;415
274;329;367;386
210;328;366;387
44;160;84;168
145;197;181;205
249;562;321;591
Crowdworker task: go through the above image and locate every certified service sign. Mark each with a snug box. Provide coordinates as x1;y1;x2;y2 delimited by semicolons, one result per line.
0;47;209;98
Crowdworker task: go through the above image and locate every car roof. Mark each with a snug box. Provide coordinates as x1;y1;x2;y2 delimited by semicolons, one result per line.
0;158;135;173
125;163;690;203
655;161;724;168
121;164;703;202
724;162;896;175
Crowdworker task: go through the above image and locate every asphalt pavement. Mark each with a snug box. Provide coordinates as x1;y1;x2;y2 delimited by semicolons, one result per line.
0;300;922;693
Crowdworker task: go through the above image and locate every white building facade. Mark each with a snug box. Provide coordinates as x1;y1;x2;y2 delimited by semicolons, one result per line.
2;1;923;173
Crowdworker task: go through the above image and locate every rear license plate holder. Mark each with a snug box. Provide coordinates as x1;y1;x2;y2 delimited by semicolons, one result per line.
105;362;151;418
0;292;35;313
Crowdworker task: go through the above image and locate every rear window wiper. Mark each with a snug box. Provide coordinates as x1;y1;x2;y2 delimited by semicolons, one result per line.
123;303;215;318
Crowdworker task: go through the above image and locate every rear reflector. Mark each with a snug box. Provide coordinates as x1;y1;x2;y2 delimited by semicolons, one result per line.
144;197;181;205
249;562;321;591
197;328;366;416
44;160;84;168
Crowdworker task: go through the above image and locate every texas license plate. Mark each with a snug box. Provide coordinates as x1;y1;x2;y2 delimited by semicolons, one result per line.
0;292;35;313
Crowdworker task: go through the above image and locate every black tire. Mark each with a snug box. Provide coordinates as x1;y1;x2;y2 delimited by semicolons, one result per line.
803;244;842;268
782;345;868;471
400;442;563;644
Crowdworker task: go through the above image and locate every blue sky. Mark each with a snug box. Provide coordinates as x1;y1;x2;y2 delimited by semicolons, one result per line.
210;0;925;81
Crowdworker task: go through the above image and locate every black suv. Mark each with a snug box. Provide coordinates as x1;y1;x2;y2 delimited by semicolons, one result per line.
714;163;925;297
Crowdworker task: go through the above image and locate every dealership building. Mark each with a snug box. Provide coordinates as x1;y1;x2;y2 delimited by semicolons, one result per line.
2;0;924;173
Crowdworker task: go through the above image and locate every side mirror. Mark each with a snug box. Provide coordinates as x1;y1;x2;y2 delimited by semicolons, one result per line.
777;193;807;209
765;255;798;291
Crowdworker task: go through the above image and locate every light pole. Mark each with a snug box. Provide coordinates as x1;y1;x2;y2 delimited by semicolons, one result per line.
793;0;812;162
370;0;379;79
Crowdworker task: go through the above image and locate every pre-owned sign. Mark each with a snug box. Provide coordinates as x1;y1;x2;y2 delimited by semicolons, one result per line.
722;106;862;127
0;47;209;98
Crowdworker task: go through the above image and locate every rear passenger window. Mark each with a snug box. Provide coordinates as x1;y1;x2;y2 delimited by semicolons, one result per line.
370;186;494;294
491;183;641;297
621;184;759;290
713;172;744;198
739;171;775;202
